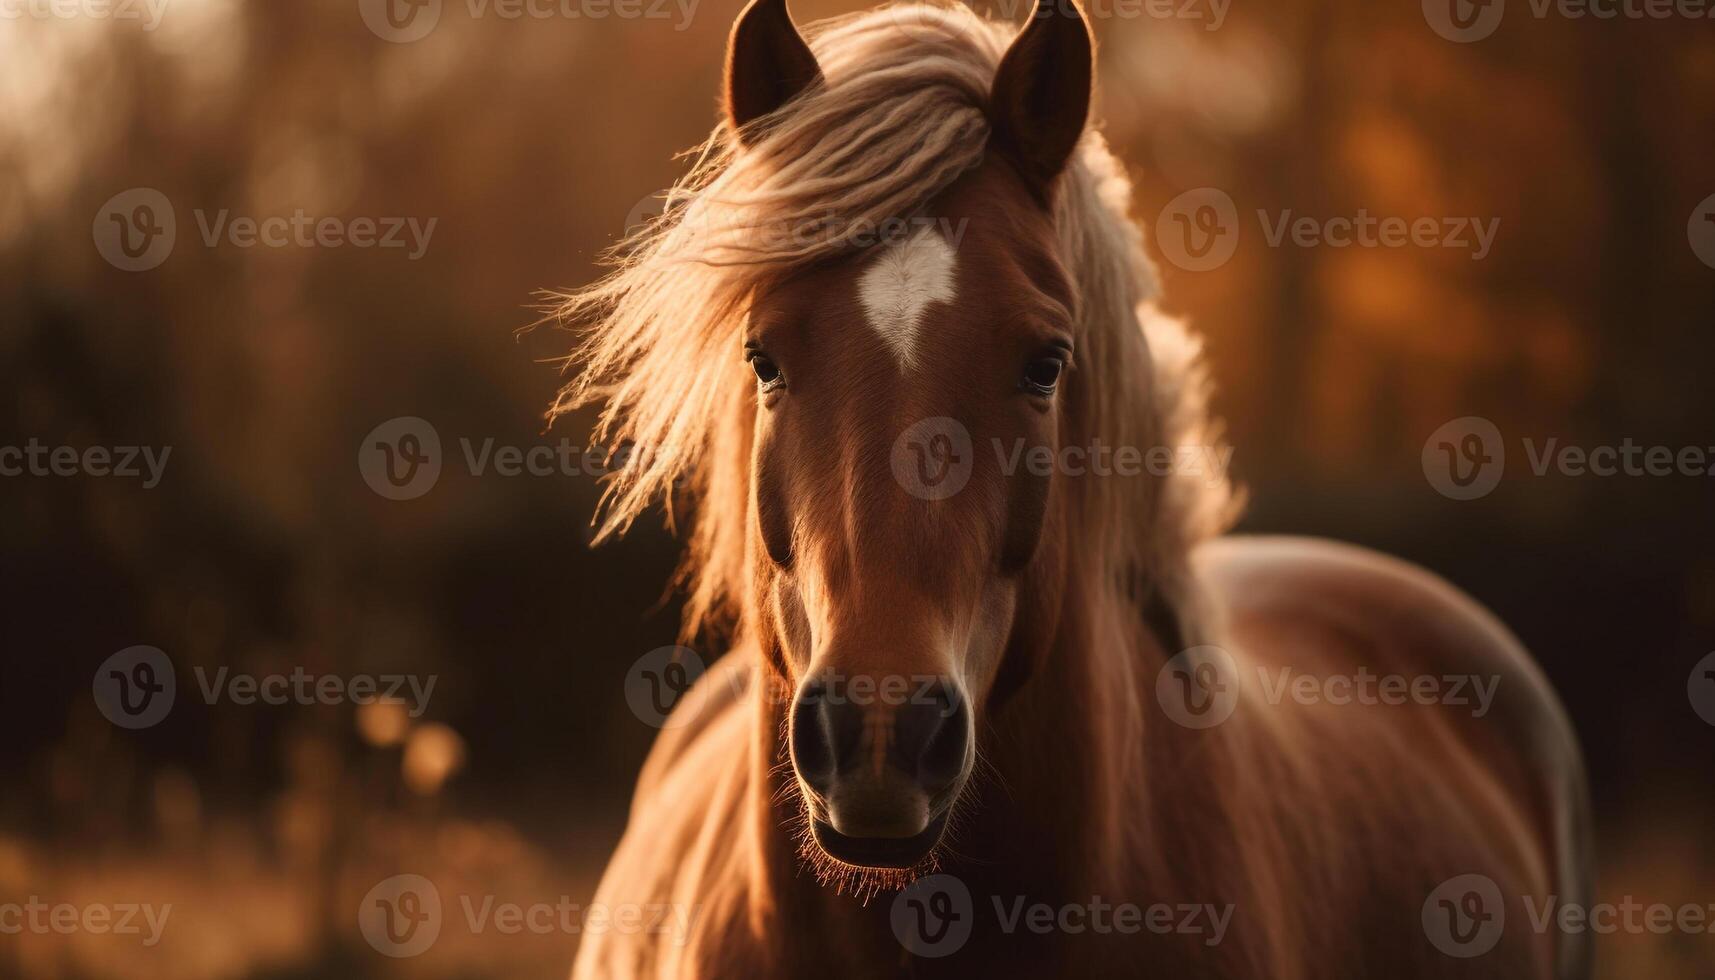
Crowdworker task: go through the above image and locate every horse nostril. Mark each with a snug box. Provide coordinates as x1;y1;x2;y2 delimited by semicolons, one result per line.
789;678;842;791
894;680;969;792
790;674;970;798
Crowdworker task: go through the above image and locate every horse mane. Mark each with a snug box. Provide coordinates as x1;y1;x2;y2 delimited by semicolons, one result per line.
546;2;1239;648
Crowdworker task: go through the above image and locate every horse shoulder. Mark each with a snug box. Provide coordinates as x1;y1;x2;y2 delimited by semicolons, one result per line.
573;650;770;980
632;647;758;803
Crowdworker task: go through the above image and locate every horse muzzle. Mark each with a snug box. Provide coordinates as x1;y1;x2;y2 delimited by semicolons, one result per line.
789;673;972;868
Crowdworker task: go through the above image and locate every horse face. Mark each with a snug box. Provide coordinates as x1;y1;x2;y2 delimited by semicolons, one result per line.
746;161;1077;869
725;0;1093;872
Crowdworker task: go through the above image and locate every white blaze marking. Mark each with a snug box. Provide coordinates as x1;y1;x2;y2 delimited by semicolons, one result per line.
856;228;957;369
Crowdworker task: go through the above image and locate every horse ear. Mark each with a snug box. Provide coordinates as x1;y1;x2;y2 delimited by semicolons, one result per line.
725;0;822;142
988;0;1094;196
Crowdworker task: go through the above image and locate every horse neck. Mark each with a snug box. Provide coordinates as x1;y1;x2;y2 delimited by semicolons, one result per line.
972;556;1166;892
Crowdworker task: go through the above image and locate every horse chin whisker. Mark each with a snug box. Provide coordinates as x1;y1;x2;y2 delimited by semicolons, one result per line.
779;790;942;905
794;828;941;906
928;790;983;870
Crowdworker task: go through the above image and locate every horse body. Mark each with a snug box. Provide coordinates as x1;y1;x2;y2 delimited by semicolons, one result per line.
553;2;1590;976
575;536;1588;979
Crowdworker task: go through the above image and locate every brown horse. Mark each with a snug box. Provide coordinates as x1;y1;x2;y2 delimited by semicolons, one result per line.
551;1;1592;976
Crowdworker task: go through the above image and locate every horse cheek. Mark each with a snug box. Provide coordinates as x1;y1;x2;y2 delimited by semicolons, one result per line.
999;464;1051;574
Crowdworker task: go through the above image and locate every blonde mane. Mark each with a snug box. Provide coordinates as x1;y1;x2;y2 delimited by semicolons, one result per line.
548;2;1237;645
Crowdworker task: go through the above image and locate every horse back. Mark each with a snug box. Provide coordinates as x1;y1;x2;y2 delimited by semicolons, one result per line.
1197;535;1593;980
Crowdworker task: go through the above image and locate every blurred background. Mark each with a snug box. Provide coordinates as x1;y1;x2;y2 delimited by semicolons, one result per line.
2;0;1712;976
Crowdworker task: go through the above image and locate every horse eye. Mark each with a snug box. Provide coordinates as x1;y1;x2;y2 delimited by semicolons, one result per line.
748;351;783;389
1022;355;1064;395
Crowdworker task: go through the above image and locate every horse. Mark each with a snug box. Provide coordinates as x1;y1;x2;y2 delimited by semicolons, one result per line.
548;1;1593;976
